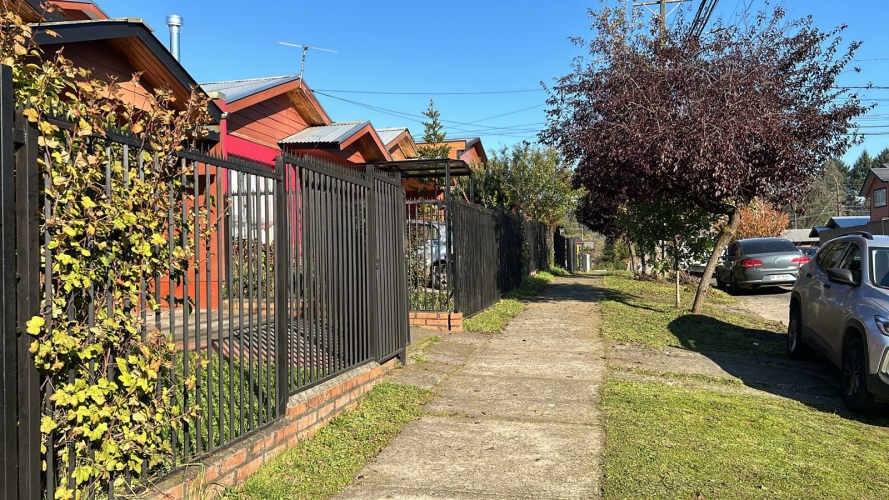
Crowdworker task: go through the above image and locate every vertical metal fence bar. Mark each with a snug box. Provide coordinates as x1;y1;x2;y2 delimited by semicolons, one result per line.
15;108;42;500
202;162;214;450
366;171;379;361
235;171;246;436
224;171;236;439
310;168;319;383
326;176;334;370
275;158;289;413
179;158;192;460
347;182;357;365
334;178;345;366
263;176;273;420
192;159;203;455
245;171;255;432
215;164;225;448
0;65;22;500
293;167;302;390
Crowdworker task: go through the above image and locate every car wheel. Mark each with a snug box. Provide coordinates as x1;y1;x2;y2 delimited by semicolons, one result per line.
786;304;808;359
431;262;448;290
842;335;876;413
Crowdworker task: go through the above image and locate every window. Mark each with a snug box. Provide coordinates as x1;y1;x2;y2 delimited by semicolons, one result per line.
874;187;887;208
739;238;797;254
871;248;889;287
817;241;849;270
839;243;862;284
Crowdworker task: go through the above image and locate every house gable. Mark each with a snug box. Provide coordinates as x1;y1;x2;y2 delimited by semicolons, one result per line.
863;167;889;221
377;128;417;160
32;19;218;117
202;76;333;160
416;137;487;166
280;122;391;163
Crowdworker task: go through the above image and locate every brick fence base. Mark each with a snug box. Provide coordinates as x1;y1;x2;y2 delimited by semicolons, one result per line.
408;311;463;332
150;358;398;499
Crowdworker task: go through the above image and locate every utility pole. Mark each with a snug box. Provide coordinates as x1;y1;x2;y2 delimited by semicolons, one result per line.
632;0;690;23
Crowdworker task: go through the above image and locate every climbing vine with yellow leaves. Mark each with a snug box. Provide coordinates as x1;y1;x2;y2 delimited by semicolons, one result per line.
2;3;212;497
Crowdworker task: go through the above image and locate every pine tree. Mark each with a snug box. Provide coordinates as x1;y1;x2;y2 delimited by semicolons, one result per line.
417;99;451;159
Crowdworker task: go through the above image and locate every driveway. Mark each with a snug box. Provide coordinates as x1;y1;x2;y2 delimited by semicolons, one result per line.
728;287;792;326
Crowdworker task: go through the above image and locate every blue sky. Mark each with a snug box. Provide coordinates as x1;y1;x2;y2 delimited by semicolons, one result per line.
96;0;889;165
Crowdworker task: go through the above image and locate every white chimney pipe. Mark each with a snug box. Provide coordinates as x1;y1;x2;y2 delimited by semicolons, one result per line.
166;14;182;61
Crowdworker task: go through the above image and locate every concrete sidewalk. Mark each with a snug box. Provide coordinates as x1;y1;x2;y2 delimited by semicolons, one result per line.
337;275;605;499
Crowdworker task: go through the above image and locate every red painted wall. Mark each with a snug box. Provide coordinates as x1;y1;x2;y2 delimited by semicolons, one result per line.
868;180;889;221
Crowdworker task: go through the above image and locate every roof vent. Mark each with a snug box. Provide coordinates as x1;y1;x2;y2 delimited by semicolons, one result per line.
166;14;182;61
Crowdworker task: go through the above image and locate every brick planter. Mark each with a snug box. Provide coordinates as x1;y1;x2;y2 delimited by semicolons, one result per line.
408;311;463;332
151;358;398;499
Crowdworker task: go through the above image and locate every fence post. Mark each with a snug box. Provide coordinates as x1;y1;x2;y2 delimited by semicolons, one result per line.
274;157;289;415
366;169;380;361
15;91;41;500
0;63;20;500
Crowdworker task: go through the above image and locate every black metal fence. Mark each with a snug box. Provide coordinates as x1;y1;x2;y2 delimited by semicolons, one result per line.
405;199;452;312
0;65;408;498
405;195;553;317
450;200;499;315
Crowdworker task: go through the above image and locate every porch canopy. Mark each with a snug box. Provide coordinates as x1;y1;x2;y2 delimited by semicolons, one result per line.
363;158;471;179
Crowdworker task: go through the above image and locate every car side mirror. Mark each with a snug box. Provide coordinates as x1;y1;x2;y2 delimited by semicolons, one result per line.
827;268;858;287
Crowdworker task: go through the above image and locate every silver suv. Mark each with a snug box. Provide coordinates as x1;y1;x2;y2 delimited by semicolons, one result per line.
789;231;889;411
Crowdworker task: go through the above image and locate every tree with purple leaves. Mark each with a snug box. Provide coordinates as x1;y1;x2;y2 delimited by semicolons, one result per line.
542;5;867;312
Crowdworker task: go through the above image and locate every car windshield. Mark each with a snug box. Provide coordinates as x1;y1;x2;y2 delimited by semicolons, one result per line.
739;239;797;254
870;248;889;288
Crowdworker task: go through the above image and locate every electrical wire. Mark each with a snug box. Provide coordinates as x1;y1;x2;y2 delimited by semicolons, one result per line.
314;88;543;96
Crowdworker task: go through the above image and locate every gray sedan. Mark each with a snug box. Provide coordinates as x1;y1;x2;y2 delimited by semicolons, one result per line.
716;237;809;292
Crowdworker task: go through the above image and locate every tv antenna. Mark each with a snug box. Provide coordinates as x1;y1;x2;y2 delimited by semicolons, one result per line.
278;41;337;86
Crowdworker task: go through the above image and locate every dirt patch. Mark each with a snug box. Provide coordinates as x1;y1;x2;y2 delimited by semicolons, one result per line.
719;287;792;326
606;340;845;411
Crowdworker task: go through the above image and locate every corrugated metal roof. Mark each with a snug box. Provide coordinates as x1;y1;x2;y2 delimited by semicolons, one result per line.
280;121;369;145
872;167;889;182
201;75;299;102
781;228;818;243
376;127;408;146
829;216;870;229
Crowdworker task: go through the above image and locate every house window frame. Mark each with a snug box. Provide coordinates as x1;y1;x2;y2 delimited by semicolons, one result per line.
875;187;887;208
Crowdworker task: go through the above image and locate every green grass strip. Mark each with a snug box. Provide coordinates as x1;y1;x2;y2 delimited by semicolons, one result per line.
602;378;889;498
227;382;433;498
599;274;786;355
463;271;555;333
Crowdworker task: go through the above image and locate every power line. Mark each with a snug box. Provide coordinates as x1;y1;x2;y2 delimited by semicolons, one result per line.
314;90;546;137
314;88;543;96
689;0;719;38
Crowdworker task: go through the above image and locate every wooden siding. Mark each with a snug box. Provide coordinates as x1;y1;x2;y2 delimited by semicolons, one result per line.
228;95;310;150
867;179;889;221
44;41;157;110
42;38;189;111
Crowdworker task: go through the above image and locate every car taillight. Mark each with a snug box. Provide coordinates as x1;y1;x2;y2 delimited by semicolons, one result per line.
740;259;763;268
792;256;810;265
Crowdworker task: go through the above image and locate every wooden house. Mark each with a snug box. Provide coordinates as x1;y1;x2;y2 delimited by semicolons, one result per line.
861;167;889;222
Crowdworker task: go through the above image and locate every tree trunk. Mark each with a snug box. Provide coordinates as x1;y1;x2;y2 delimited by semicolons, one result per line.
628;238;637;273
674;236;681;309
691;208;741;313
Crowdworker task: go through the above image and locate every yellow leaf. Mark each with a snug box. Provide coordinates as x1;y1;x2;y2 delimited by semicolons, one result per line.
40;415;57;434
25;316;44;335
22;107;38;123
76;118;92;137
